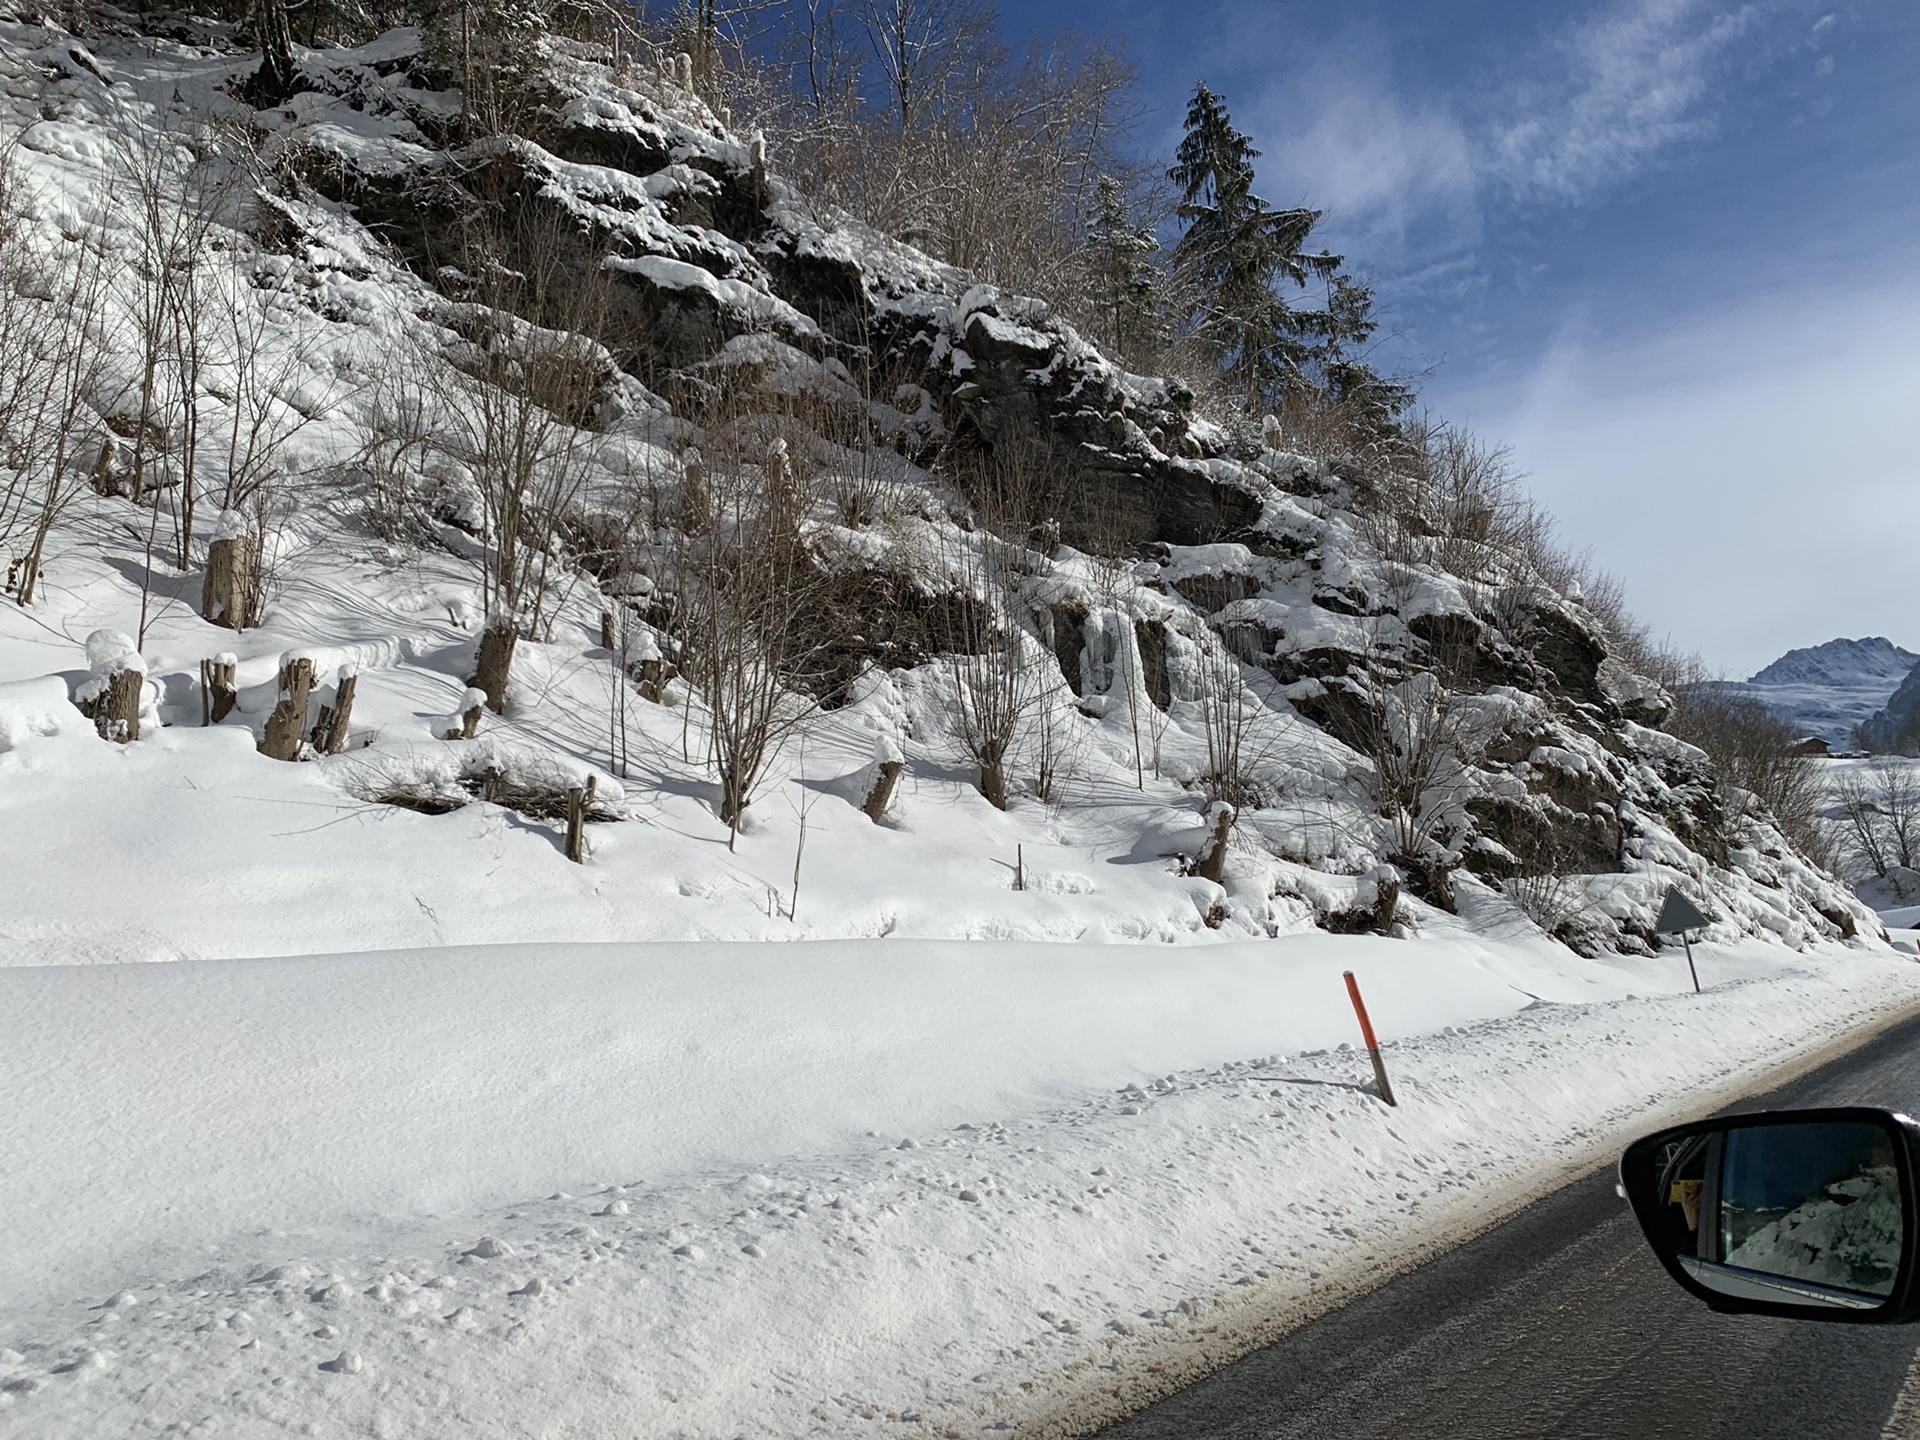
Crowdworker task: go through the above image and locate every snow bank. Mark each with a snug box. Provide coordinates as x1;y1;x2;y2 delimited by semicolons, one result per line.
0;676;72;754
2;936;1917;1440
2;934;1536;1307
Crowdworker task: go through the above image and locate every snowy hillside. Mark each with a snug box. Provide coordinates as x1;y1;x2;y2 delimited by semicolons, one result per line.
0;19;1877;960
0;9;1911;1438
1716;637;1919;748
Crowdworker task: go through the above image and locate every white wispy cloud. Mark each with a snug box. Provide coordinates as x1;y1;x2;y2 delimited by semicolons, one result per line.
1485;0;1761;203
1447;271;1920;673
1229;0;1771;247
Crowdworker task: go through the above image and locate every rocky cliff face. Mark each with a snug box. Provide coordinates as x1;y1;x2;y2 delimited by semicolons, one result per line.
2;18;1880;952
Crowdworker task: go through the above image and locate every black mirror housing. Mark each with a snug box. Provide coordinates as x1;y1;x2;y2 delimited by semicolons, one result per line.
1621;1107;1920;1323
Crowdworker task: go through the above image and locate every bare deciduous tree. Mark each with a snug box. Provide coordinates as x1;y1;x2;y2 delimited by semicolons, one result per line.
933;440;1057;809
0;151;124;608
1655;652;1833;866
409;209;619;710
676;414;838;847
1358;667;1489;874
1833;760;1920;884
112;115;237;561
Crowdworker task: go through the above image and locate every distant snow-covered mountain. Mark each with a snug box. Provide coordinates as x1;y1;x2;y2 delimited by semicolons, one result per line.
1861;664;1920;754
1720;637;1919;747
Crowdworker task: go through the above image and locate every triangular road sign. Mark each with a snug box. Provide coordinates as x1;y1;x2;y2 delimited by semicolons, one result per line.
1656;886;1711;935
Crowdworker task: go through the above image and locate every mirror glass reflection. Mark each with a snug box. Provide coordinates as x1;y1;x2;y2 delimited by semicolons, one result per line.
1655;1120;1903;1309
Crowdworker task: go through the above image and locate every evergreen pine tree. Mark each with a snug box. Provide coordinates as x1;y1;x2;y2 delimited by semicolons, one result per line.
1168;84;1340;410
1081;174;1165;367
1313;273;1414;443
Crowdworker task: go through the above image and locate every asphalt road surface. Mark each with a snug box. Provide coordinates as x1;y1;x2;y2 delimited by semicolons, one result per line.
1099;1009;1920;1440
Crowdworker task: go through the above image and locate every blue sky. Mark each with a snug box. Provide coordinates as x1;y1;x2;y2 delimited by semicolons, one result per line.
1003;0;1920;676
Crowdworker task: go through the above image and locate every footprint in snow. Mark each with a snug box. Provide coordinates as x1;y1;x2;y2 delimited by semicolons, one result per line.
467;1237;511;1259
510;1278;545;1298
318;1351;363;1375
671;1244;703;1260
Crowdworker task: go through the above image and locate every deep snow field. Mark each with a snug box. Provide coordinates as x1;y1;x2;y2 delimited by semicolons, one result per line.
5;934;1919;1439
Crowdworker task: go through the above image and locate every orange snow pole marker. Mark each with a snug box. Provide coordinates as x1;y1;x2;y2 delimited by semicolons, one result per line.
1344;970;1397;1107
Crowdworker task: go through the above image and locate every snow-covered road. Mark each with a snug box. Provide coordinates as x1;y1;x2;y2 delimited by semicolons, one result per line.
4;936;1918;1438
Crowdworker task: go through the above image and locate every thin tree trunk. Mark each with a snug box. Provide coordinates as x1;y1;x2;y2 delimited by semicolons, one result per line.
474;621;516;713
979;740;1008;810
251;0;299;101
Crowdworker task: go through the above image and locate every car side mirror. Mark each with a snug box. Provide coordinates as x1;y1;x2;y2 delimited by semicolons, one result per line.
1620;1107;1920;1322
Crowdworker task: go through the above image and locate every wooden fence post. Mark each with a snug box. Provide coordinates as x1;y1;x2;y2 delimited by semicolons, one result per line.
565;784;587;863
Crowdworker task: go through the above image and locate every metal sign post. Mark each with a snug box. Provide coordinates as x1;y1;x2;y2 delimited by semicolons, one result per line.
1655;886;1712;994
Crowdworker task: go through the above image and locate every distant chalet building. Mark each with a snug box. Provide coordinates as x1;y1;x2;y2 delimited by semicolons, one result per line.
1790;736;1832;757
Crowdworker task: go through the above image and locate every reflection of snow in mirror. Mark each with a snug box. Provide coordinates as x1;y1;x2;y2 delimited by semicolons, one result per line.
1724;1164;1902;1295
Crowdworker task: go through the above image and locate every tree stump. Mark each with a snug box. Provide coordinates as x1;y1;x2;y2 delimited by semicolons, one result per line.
202;520;253;630
205;655;239;725
93;668;143;742
863;760;904;823
474;622;516;713
1195;803;1236;884
600;610;616;650
78;630;145;743
1369;866;1402;935
634;658;677;703
259;655;314;761
89;435;125;497
312;671;357;755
